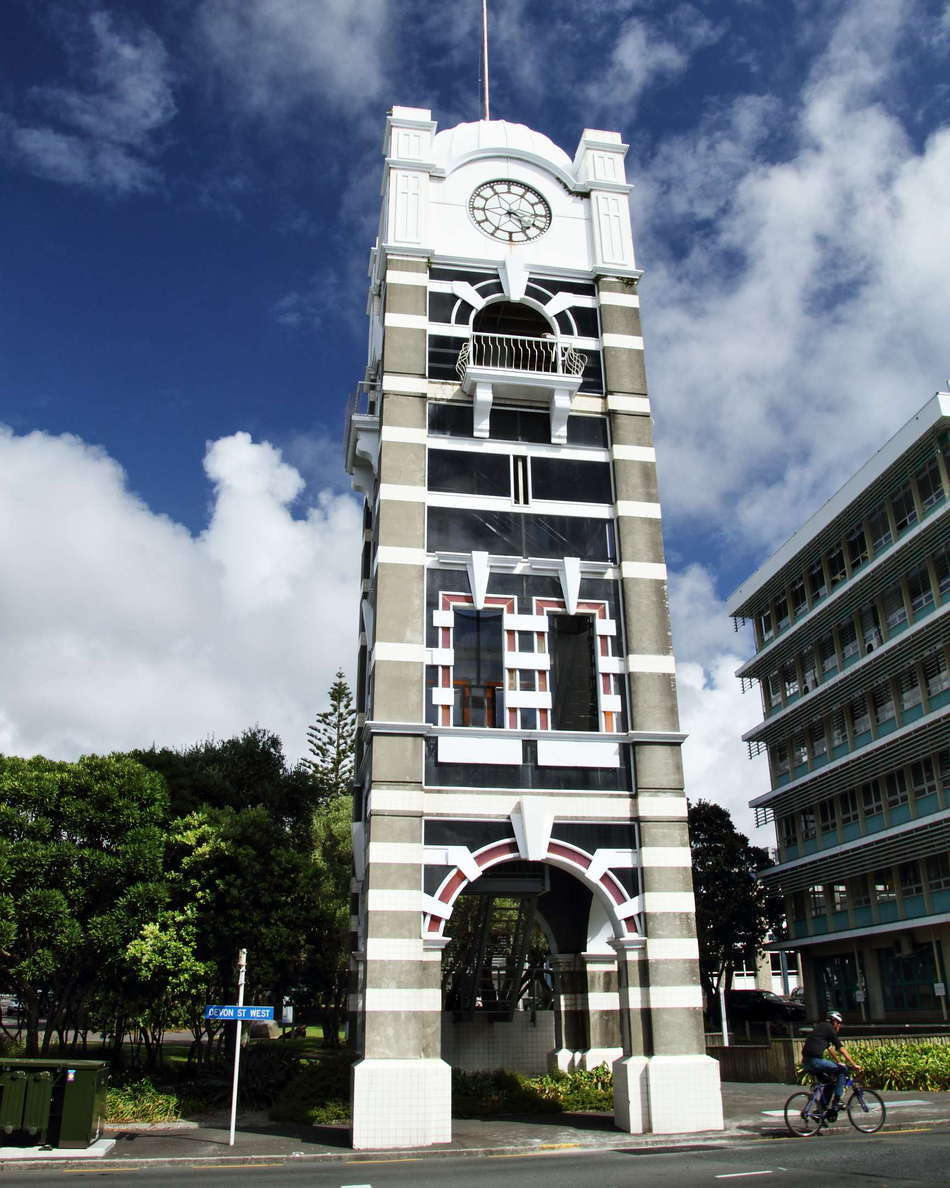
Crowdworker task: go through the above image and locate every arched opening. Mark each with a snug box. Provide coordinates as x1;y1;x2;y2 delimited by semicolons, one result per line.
472;301;552;338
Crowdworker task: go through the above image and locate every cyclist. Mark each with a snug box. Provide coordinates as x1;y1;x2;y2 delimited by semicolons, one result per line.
801;1009;862;1118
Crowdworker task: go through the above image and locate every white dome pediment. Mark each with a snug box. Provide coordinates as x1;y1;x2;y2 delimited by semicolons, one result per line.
431;119;575;184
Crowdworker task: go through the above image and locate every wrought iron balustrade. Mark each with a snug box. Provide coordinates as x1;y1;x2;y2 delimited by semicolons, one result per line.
456;333;587;380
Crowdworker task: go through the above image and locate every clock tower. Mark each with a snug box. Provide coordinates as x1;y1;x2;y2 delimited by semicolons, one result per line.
344;108;723;1149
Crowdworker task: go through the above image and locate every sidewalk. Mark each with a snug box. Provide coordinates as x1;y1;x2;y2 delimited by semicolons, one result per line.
4;1082;950;1168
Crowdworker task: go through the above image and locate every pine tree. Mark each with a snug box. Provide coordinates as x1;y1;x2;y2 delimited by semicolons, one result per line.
305;670;356;799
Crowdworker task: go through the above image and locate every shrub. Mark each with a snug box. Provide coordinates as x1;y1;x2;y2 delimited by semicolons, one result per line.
106;1078;180;1123
850;1041;950;1092
452;1067;612;1116
268;1051;353;1125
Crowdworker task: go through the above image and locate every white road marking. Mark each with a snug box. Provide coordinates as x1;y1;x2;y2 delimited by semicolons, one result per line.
762;1098;929;1117
715;1174;775;1180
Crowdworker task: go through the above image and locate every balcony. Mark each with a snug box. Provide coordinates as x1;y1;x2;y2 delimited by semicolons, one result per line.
455;333;588;443
343;382;380;500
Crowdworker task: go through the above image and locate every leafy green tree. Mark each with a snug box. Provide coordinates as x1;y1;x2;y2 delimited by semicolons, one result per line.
302;792;353;1046
305;671;356;799
0;754;167;1055
687;799;785;1008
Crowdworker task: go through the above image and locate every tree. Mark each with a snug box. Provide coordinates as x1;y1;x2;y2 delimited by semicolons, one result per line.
687;800;785;1009
0;754;168;1055
305;671;356;799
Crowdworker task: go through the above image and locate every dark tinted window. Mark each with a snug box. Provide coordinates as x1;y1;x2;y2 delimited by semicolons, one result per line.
551;615;598;731
531;458;612;503
489;407;549;442
427;508;615;561
428;403;473;437
569;307;600;338
579;349;604;394
428;449;510;497
428;291;458;323
566;415;608;448
428;334;464;381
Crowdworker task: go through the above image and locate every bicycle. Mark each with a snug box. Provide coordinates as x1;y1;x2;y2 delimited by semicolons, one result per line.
784;1070;886;1136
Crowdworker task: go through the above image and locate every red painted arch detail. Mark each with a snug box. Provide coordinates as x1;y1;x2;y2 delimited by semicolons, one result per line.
547;841;591;870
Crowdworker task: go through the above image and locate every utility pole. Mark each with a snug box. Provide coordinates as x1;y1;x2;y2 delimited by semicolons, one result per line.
229;949;247;1147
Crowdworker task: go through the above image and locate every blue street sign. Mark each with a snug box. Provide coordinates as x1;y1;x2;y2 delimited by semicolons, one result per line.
204;1005;274;1021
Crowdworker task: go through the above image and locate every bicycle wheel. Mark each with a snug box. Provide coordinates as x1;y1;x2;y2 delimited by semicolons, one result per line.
847;1088;885;1133
784;1091;822;1136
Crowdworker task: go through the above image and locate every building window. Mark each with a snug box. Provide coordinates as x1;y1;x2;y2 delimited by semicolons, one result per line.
765;670;782;710
937;749;950;791
849;695;871;737
428;448;511;496
810;721;828;760
891;481;918;534
759;607;774;642
818;797;837;834
799;808;817;840
879;945;937;1012
775;596;790;631
792;734;808;768
807;884;825;915
830;711;848;749
791;578;808;619
900;669;923;715
899;861;923;897
780;815;797;848
782;660;800;700
859;606;882;652
915;457;944;510
882;584;908;633
819;632;839;676
808;559;827;603
874;869;896;902
926;852;950;891
847;525;869;570
862;778;884;817
885;769;908;809
831;883;848;912
909;758;936;800
549;614;598;731
873;685;897;728
925;651;950;699
772;742;790;777
839;618;859;663
801;648;818;693
933;544;950;600
851;875;871;909
827;546;847;589
839;787;859;825
453;608;504;727
907;566;934;616
867;504;892;553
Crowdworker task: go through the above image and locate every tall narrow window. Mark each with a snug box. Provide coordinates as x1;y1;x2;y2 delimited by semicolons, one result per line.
453;609;504;728
550;614;598;731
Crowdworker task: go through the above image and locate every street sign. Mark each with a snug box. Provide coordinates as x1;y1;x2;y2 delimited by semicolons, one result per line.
204;1005;274;1021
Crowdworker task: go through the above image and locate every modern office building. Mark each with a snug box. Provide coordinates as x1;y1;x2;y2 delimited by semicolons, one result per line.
343;108;722;1148
727;393;950;1023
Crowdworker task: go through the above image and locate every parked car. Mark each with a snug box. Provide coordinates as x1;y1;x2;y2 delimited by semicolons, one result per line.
724;989;806;1023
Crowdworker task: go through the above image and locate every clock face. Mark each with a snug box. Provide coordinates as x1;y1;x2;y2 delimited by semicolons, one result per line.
468;180;552;243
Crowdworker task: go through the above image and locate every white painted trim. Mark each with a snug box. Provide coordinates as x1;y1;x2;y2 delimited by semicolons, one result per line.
425;646;454;665
424;845;481;883
384;312;428;329
602;333;644;350
427;436;610;462
642;891;696;913
567;991;618;1011
573;395;607;413
370;786;425;813
366;889;422;911
367;842;424;863
594;618;618;635
503;613;550;631
626;653;676;673
365;938;425;960
647;937;700;960
432;609;455;627
600;694;622;712
382;373;429;393
376;545;426;565
378;483;426;502
616;499;662;518
423;792;638;816
430;687;455;706
505;689;553;709
385;269;428;286
437;734;523;765
505;650;551;670
537;738;621;768
599;291;640;308
640;846;693;867
381;425;427;444
612;444;656;462
599;655;626;674
374;642;425;665
649;985;705;1009
363;989;442;1011
607;395;651;414
633;796;687;819
426;491;614;519
621;561;667;579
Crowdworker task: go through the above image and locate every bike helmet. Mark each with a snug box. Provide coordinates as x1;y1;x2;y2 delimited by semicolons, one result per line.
826;1010;843;1023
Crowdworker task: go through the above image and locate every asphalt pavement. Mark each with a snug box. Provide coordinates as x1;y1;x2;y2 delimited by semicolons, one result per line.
3;1081;950;1169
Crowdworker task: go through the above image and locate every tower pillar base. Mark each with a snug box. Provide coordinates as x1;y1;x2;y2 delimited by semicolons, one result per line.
351;1058;452;1149
613;1054;723;1135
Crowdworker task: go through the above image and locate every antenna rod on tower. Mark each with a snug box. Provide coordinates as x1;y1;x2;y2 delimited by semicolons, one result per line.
481;0;491;120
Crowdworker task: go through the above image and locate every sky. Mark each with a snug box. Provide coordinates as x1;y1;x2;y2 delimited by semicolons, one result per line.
2;0;949;836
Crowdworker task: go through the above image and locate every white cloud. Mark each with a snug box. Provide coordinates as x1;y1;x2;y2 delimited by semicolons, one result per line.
194;0;390;117
670;564;770;838
0;427;361;763
1;10;176;195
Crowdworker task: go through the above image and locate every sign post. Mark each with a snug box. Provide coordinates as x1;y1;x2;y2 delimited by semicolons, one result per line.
203;961;274;1146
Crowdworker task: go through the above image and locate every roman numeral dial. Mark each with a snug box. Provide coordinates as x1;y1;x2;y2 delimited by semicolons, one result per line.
468;180;552;243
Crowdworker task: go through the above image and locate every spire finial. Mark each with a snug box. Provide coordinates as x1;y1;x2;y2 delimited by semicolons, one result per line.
481;0;491;120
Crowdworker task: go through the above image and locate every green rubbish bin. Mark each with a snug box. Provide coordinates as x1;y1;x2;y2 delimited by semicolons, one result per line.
0;1069;28;1135
0;1060;108;1148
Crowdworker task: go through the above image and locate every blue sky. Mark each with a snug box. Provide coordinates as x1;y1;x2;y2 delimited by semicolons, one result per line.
2;0;949;830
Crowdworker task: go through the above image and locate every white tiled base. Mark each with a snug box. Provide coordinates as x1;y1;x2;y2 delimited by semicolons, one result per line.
612;1055;650;1133
549;1047;577;1073
351;1058;452;1149
646;1054;724;1133
579;1046;623;1070
0;1139;115;1161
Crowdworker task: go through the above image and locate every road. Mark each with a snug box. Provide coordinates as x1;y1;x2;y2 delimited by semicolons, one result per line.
3;1128;949;1186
